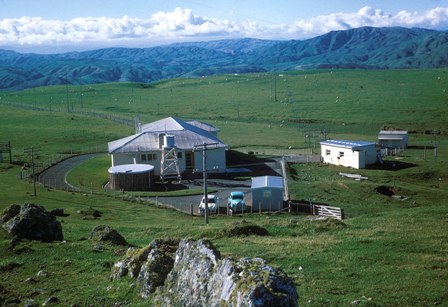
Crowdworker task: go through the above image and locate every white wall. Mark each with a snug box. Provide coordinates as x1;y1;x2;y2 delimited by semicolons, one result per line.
321;144;377;169
193;147;226;173
111;147;226;175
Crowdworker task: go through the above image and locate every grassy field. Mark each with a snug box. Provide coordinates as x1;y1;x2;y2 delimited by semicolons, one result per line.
0;69;447;306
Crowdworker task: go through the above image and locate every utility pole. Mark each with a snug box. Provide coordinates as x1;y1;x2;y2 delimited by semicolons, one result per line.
432;129;440;161
65;73;70;113
24;147;41;196
80;84;84;108
193;142;219;225
274;74;277;102
0;141;12;163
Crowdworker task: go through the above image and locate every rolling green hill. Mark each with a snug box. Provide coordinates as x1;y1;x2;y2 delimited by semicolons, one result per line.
0;69;447;305
1;27;448;91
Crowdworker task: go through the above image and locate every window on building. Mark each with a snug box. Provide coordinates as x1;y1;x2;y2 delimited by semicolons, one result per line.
141;153;157;161
325;149;331;156
177;152;183;159
339;151;345;157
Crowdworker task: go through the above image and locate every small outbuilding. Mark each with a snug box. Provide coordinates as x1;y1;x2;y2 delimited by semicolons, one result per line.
251;176;284;212
378;130;408;149
320;140;378;169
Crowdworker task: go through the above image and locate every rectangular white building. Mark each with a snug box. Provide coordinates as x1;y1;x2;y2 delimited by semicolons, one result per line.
378;130;408;149
320;140;378;169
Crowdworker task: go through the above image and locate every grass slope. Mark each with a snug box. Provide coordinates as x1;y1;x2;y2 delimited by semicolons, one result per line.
0;69;447;305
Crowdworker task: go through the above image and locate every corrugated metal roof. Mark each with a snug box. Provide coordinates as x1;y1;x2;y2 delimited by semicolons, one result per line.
186;120;220;133
108;117;227;153
378;130;408;140
251;176;284;189
320;140;376;149
378;130;408;135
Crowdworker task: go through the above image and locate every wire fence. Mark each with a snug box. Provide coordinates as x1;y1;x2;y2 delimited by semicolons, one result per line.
0;100;135;127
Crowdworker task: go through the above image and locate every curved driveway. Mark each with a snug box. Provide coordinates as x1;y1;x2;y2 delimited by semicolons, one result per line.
38;153;102;191
38;153;319;214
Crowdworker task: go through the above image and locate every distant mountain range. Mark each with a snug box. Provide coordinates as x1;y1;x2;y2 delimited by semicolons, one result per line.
1;26;447;90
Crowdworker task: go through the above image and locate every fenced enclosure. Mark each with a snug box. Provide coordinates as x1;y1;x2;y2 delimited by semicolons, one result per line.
289;201;344;220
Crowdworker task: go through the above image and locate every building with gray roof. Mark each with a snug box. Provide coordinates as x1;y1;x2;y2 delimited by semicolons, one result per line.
108;117;227;177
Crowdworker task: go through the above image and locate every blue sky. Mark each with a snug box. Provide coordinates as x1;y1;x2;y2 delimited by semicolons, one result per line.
1;0;448;53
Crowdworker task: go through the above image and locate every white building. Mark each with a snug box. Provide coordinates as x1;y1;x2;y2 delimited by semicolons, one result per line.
320;140;378;169
108;117;227;177
378;130;408;149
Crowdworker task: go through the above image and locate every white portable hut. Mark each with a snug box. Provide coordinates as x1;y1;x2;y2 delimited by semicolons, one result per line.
378;130;408;149
251;176;284;212
320;140;378;169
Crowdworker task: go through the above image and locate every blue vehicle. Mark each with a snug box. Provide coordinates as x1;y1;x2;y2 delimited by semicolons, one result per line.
227;191;247;214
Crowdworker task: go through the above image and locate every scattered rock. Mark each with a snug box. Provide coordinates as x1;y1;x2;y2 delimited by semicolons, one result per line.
112;238;298;306
222;222;269;237
1;203;63;242
0;204;20;223
90;225;128;246
42;296;59;306
36;270;48;277
50;208;65;217
23;299;38;307
77;208;102;219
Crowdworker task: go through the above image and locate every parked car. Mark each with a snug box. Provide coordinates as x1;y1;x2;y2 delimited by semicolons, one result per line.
198;194;219;215
227;191;247;214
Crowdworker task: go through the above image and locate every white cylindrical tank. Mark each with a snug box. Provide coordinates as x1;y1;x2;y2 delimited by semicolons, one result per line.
163;135;175;148
108;164;154;191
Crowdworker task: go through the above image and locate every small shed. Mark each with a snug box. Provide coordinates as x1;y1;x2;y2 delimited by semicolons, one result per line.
320;140;378;169
251;176;284;212
108;164;154;191
378;130;408;149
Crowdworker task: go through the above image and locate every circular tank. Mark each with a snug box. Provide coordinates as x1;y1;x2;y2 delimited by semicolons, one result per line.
108;164;154;191
163;135;175;148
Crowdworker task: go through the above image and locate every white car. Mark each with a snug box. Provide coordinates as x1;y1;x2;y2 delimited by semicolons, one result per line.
198;194;219;215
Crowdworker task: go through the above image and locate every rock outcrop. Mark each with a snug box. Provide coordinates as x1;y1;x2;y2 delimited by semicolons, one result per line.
1;203;63;242
112;239;298;306
89;225;128;246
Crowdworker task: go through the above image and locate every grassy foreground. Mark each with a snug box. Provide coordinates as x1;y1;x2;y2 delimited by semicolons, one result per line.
0;69;447;305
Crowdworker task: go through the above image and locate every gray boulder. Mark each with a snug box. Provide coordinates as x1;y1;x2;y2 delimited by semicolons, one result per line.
112;239;298;306
137;239;179;297
89;225;128;246
0;204;20;224
1;203;63;242
156;239;298;307
110;239;179;297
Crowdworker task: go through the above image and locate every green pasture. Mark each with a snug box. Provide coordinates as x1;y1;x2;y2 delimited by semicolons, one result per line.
0;69;447;306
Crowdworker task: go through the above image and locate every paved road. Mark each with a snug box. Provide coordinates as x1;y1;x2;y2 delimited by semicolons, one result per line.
38;153;102;190
38;153;319;215
150;181;253;215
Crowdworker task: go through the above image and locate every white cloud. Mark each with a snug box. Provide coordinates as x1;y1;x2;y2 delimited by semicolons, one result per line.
1;6;448;52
